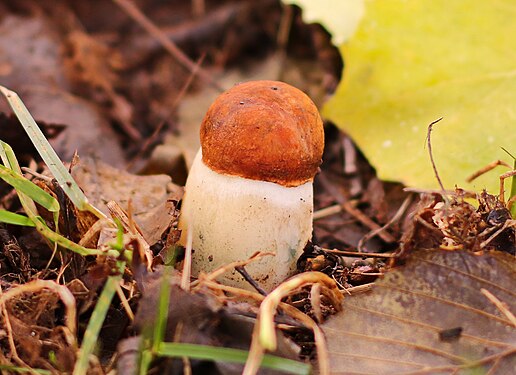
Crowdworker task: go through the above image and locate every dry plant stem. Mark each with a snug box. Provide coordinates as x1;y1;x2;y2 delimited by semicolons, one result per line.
113;0;224;92
499;169;516;204
507;195;516;212
425;117;445;192
466;159;511;183
480;219;516;249
322;248;398;258
202;279;330;375
343;283;374;295
0;280;77;341
310;283;323;323
276;3;293;50
235;266;268;295
313;204;342;220
78;218;112;247
181;220;194;291
0;286;29;369
21;167;53;183
342;200;397;243
357;194;413;251
116;283;134;321
189;252;275;287
255;273;341;368
481;288;516;326
201;280;331;375
403;187;477;198
342;136;358;175
107;200;152;268
403;347;516;375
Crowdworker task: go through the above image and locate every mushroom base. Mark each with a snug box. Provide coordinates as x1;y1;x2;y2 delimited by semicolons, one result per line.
178;150;313;292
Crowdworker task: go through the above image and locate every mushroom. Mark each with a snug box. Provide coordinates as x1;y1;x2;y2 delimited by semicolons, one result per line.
178;80;324;291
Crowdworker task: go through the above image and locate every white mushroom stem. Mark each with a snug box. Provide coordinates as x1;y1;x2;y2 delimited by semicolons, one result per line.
179;150;313;292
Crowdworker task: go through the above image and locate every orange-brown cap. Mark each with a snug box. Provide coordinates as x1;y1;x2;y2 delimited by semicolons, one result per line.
200;81;324;187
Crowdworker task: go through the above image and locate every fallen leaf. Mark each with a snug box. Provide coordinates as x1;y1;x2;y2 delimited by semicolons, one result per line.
322;249;516;374
323;0;515;193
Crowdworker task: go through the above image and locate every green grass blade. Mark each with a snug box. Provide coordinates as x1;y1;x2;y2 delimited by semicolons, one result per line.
0;364;51;374
31;217;121;257
0;85;106;219
0;164;60;213
153;266;172;350
0;210;35;226
157;343;311;374
0;141;39;217
510;159;516;218
73;261;126;375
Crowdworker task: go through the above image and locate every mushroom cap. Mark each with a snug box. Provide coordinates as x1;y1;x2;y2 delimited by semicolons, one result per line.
200;80;324;187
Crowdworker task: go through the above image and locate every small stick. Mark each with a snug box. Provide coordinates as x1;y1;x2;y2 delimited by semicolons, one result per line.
116;282;135;321
113;0;224;92
499;170;516;204
357;194;413;251
235;265;268;296
480;220;515;249
480;288;516;327
343;283;374;294
466;159;511;182
322;248;398;258
342;201;396;243
426;117;445;192
313;204;342;220
403;187;477;199
190;252;275;287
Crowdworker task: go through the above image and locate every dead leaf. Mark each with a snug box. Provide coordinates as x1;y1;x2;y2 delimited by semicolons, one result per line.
322;249;516;374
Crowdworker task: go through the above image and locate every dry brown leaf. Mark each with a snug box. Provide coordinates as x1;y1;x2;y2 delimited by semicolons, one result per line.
322;250;516;374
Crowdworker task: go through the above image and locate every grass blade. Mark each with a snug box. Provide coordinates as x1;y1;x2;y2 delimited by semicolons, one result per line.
0;164;59;213
0;210;35;226
157;343;311;375
0;364;51;374
0;85;106;219
510;159;516;218
73;261;126;375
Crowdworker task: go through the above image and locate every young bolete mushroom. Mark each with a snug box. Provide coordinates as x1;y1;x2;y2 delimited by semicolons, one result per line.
178;80;324;291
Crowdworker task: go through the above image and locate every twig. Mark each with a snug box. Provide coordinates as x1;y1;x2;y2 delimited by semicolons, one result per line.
342;283;374;295
112;0;224;92
235;266;268;296
322;248;398;258
313;204;342;220
480;219;515;249
499;169;516;204
191;252;275;287
425;117;445;192
466;159;511;182
480;288;516;327
342;201;397;243
116;282;135;321
357;194;413;251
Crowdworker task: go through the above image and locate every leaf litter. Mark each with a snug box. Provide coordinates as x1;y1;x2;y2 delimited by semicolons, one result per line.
0;1;514;374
